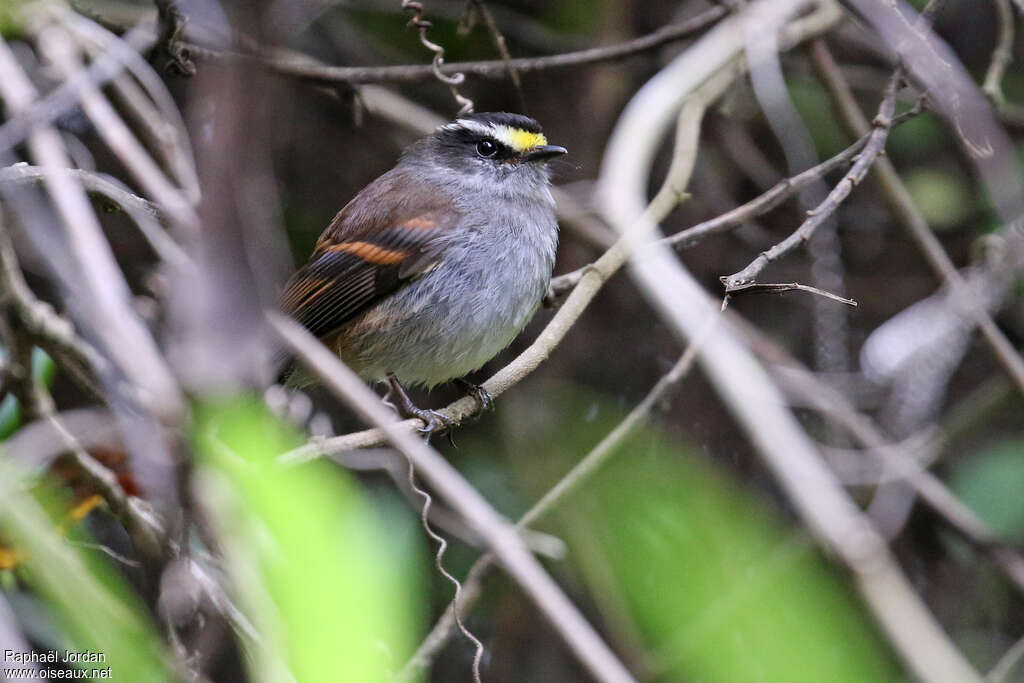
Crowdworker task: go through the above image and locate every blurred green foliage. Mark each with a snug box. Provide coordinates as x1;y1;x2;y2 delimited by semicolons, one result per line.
513;386;899;682
193;397;423;683
0;348;56;439
950;438;1024;542
902;168;971;230
0;460;174;682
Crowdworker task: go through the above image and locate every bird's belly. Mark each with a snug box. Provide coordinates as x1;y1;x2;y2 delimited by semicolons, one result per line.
336;250;551;387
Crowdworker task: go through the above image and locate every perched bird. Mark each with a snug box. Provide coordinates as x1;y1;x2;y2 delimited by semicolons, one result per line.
282;112;566;431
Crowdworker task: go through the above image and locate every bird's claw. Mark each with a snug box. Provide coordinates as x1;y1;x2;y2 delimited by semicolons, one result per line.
456;379;494;412
409;407;457;435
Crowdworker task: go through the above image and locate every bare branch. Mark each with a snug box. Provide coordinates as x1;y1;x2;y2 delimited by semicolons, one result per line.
982;0;1014;106
597;1;981;680
0;164;184;265
269;313;637;683
721;71;899;292
811;40;1024;402
664;102;922;252
397;314;717;681
723;281;858;307
987;632;1024;683
36;12;198;230
189;7;727;85
0;34;184;423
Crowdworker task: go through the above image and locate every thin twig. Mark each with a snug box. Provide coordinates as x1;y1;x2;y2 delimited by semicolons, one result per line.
597;1;981;679
766;361;1024;595
982;0;1014;106
721;70;900;292
396;313;718;682
269;313;637;683
36;14;199;230
0;208;109;386
0;21;158;157
664;103;922;252
0;33;184;423
190;7;727;85
57;6;201;206
463;0;525;111
0;164;184;265
811;40;1024;403
723;281;857;307
0;229;165;562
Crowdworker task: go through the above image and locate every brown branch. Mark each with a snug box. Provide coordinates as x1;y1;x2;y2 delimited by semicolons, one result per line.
189;6;726;85
721;71;900;293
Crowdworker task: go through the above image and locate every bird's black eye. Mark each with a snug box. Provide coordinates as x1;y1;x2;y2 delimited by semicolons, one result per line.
476;139;498;158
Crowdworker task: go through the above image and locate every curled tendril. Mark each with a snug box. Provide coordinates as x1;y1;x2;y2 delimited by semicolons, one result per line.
401;0;474;115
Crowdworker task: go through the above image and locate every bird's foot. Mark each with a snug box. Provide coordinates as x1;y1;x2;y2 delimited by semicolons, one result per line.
456;378;494;412
386;373;456;435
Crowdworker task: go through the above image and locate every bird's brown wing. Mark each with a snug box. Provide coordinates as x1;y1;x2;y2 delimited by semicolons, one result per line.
281;171;458;340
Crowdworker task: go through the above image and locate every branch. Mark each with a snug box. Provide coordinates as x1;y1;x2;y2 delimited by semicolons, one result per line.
36;10;199;230
397;314;718;681
268;313;637;683
0;164;185;265
982;0;1014;105
810;40;1024;403
596;1;980;680
721;70;899;292
723;281;857;307
766;361;1024;595
188;7;727;85
0;270;164;565
664;102;921;252
463;0;525;110
0;33;183;423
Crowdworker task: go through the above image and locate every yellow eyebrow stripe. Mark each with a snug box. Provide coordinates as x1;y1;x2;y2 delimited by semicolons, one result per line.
493;125;548;152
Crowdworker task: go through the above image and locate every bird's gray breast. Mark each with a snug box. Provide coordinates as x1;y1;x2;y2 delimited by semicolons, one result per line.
357;194;558;386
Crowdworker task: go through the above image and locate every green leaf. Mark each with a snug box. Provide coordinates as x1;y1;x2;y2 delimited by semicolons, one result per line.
0;459;174;682
193;397;421;683
514;387;899;683
949;438;1024;542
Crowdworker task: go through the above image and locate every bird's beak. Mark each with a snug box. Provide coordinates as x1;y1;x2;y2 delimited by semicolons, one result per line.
522;145;568;163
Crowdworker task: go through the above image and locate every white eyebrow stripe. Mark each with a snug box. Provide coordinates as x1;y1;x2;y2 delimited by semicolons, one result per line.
440;119;495;138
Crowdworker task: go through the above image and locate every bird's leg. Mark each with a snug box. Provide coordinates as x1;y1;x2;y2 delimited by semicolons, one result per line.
386;373;455;435
455;378;494;412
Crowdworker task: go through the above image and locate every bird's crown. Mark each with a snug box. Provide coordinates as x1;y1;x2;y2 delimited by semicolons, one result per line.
439;112;548;153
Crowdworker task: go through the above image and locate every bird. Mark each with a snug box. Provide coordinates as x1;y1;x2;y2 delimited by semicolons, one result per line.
281;112;567;432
